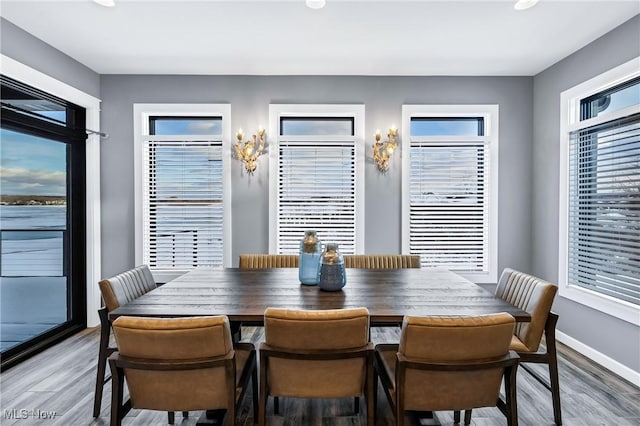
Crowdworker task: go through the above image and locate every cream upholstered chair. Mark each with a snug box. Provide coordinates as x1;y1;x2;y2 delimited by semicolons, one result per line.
238;254;299;268
375;313;520;426
93;265;157;417
496;268;561;425
109;315;257;426
344;255;420;269
259;307;374;426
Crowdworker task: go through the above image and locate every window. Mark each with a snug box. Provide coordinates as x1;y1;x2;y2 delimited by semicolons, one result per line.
402;105;499;283
134;104;231;283
560;57;640;324
1;75;87;369
269;105;365;254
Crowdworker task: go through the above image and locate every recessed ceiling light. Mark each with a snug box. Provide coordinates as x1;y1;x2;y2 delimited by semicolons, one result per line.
306;0;326;10
93;0;115;7
514;0;539;11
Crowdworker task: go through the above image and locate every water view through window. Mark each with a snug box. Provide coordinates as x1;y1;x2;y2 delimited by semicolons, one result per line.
0;128;68;352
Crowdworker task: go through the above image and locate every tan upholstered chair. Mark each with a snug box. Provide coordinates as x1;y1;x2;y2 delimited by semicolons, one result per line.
109;315;257;426
344;255;420;269
259;307;374;426
496;268;561;425
238;254;299;268
93;265;157;417
237;254;300;337
375;313;520;426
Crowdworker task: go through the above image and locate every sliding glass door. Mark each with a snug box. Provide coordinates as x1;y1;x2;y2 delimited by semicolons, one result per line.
0;76;86;369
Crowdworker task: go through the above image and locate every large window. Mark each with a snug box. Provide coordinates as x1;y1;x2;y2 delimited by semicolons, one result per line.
402;105;499;283
1;75;87;369
560;57;640;324
269;105;365;254
134;104;231;283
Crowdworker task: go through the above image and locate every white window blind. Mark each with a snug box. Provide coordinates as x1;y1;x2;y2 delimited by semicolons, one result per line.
409;142;489;271
277;141;356;253
142;139;224;270
568;113;640;305
402;105;498;283
269;105;365;255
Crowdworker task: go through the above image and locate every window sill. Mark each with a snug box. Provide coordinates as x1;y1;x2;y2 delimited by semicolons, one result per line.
558;283;640;326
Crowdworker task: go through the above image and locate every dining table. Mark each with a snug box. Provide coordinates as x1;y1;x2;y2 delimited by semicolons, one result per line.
109;267;531;323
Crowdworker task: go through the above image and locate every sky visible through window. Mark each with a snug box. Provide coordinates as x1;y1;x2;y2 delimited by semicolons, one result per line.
151;117;222;135
0;128;66;196
410;117;483;136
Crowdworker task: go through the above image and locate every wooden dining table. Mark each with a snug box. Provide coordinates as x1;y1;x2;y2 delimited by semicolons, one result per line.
109;267;531;323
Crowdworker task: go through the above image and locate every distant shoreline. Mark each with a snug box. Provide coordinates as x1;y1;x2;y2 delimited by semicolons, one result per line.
0;195;66;206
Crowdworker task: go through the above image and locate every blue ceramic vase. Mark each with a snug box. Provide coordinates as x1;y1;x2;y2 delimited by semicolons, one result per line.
318;243;346;291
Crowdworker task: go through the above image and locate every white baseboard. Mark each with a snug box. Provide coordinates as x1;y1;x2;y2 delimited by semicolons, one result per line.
556;330;640;387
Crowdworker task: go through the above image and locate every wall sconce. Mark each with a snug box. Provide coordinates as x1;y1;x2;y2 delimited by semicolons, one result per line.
372;127;398;173
233;127;265;174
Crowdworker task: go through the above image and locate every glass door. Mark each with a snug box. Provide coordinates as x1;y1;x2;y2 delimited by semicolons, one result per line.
0;129;69;352
0;76;86;369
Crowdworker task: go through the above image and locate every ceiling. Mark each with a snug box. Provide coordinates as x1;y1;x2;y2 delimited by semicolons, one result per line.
1;0;638;76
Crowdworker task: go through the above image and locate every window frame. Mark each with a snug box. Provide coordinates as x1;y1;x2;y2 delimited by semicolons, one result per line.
559;56;640;324
0;54;102;330
401;104;499;283
268;104;365;254
133;104;232;283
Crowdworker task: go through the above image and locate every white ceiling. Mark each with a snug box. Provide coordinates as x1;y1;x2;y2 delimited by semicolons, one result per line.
1;0;638;76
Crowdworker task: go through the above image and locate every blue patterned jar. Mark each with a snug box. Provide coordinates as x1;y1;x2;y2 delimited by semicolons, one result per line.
299;230;322;285
318;243;346;291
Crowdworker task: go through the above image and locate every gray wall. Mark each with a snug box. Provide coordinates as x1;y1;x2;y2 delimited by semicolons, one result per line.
0;18;100;98
99;75;533;282
532;15;640;371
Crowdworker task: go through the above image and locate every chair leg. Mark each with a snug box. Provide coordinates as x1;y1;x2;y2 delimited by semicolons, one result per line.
454;411;461;424
505;364;519;426
549;360;562;425
168;412;175;424
93;308;111;417
182;411;188;418
464;409;472;425
274;396;279;414
544;312;562;426
366;352;375;426
109;360;124;426
259;353;268;426
252;362;259;424
354;396;359;414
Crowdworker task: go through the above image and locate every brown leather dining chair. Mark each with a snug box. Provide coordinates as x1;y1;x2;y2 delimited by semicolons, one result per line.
238;254;299;268
93;265;157;417
495;268;561;425
374;313;520;426
259;307;375;426
237;253;300;339
344;255;421;269
109;315;258;426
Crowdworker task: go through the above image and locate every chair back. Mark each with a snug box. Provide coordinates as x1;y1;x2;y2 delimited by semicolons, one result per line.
397;313;515;411
99;265;157;312
112;315;235;411
344;255;420;269
263;307;370;398
495;268;557;352
239;254;299;269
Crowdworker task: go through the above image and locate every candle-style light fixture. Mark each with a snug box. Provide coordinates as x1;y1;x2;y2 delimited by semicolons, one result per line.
372;127;398;173
233;127;265;174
